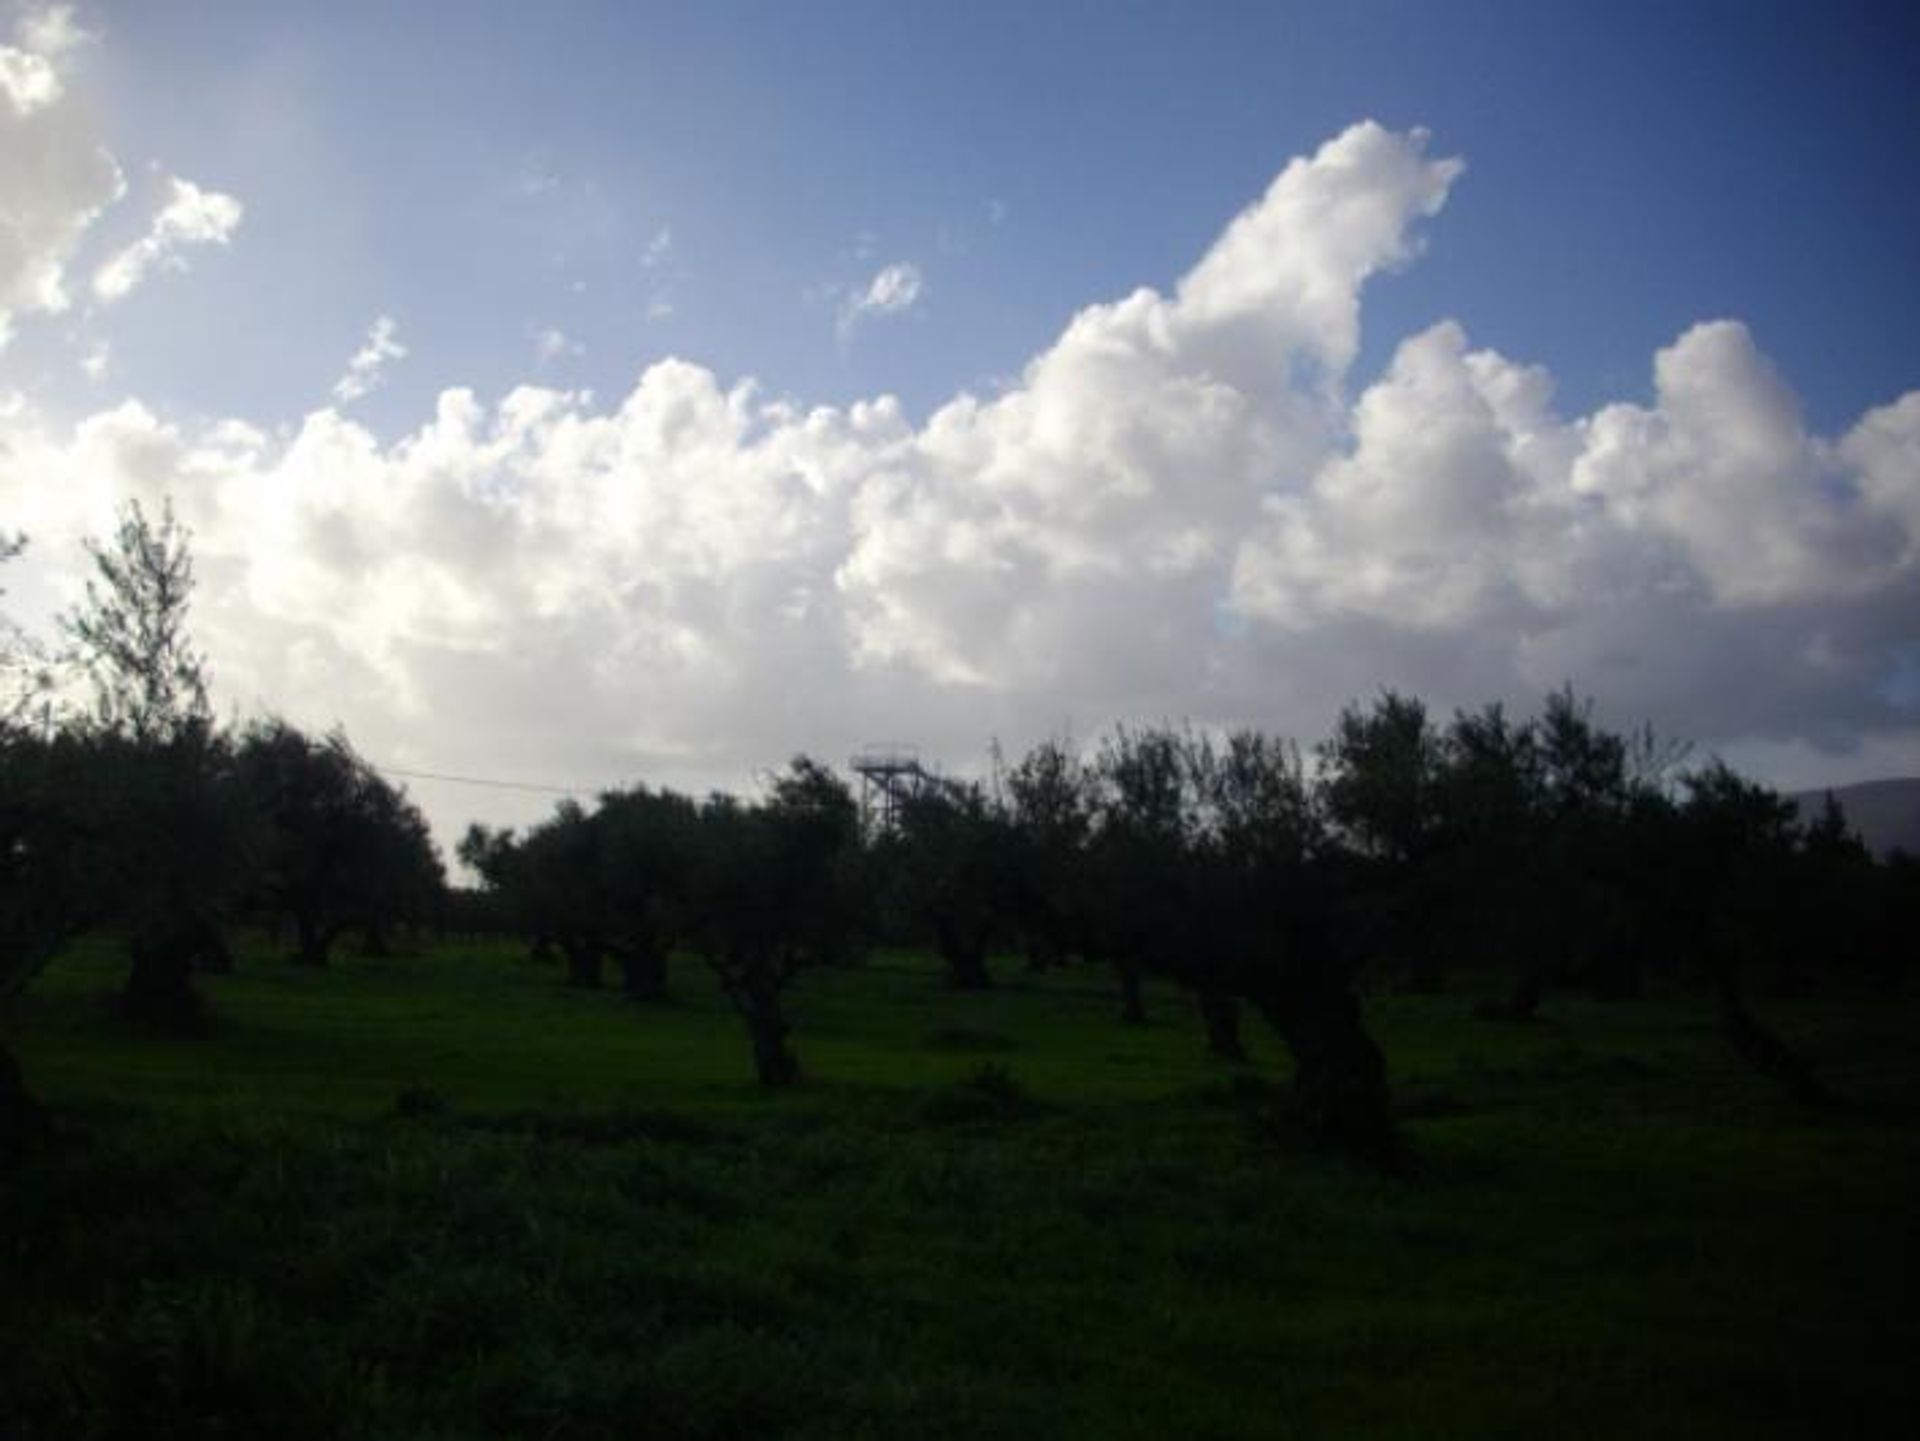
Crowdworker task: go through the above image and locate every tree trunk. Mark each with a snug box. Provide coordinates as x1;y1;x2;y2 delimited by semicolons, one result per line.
1196;990;1246;1061
1022;924;1068;973
123;918;206;1032
1115;957;1147;1025
1388;876;1445;994
1401;949;1448;994
747;1011;801;1086
292;913;332;968
360;921;392;958
1251;970;1406;1173
620;943;669;1002
937;918;993;990
1715;966;1832;1108
0;1040;49;1172
194;926;235;974
1479;958;1547;1021
738;973;800;1086
1590;951;1644;1001
562;939;604;989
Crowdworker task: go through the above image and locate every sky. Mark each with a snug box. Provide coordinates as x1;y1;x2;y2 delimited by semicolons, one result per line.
3;0;1918;860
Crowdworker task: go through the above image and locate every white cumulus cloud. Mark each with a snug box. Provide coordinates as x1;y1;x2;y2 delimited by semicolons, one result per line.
0;4;122;340
91;174;244;302
838;261;923;337
2;120;1916;857
332;315;407;404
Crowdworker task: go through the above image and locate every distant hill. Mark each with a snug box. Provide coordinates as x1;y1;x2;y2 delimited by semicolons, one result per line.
1790;778;1920;858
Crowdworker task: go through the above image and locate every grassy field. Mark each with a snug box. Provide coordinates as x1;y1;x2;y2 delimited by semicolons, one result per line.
3;937;1917;1439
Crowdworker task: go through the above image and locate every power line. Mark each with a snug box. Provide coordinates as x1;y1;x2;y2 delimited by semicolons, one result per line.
370;763;592;798
367;750;897;805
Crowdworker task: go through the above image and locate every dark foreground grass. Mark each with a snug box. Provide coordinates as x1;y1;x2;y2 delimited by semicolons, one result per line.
3;939;1918;1439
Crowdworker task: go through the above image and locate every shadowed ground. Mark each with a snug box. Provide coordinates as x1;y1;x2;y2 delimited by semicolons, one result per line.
3;937;1916;1439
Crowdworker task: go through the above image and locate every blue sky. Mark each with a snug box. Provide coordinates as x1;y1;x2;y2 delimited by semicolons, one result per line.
3;1;1918;848
52;0;1920;435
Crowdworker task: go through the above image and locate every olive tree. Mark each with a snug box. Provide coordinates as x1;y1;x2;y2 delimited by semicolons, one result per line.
2;535;65;1160
1188;729;1403;1166
1676;763;1834;1106
1085;726;1191;1026
238;719;443;967
1006;726;1406;1170
999;737;1094;974
683;758;862;1086
595;785;699;1001
2;544;77;1163
1318;691;1446;991
64;500;210;744
890;780;1010;990
59;501;249;1028
493;801;614;988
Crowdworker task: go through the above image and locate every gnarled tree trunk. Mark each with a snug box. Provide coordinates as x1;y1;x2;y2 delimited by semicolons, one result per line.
619;942;669;1002
936;917;993;990
562;938;604;989
1590;951;1644;1001
1715;966;1832;1108
746;1009;800;1086
195;926;235;973
1480;957;1547;1022
1196;989;1246;1061
0;1040;49;1172
1252;969;1406;1173
734;966;800;1086
292;913;333;967
1022;929;1067;973
1115;956;1147;1025
123;915;209;1032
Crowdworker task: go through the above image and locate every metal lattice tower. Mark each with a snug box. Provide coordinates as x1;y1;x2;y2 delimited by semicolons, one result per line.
849;743;937;832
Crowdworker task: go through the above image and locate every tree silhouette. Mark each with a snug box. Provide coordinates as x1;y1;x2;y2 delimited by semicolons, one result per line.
1186;729;1402;1164
1429;703;1551;1018
1000;737;1093;974
63;499;211;745
594;785;698;1000
0;531;56;731
1086;726;1190;1026
58;502;245;1028
1009;726;1405;1167
4;539;82;1159
1786;791;1879;993
455;823;546;953
1533;687;1643;1000
508;801;616;989
350;772;444;955
891;780;1009;990
684;759;862;1086
456;823;519;892
1679;763;1834;1106
238;720;443;967
1185;729;1320;1061
1320;692;1446;991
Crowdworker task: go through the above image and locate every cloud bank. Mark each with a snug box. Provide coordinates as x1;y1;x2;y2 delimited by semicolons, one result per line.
3;121;1917;852
0;4;120;341
1;4;238;341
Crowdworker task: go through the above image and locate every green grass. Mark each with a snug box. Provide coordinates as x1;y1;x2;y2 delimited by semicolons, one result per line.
4;937;1917;1439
